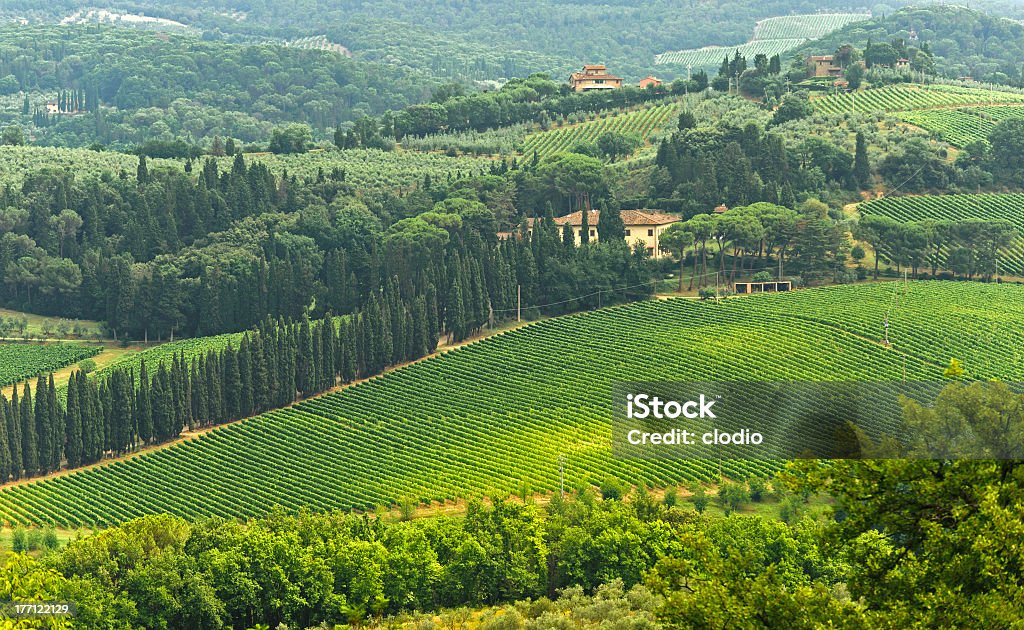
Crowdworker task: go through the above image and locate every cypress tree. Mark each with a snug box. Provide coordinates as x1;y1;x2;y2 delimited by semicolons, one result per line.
47;374;60;471
580;207;590;245
238;336;253;417
251;334;269;413
0;398;11;483
65;373;83;468
153;365;173;439
34;375;50;474
446;277;466;343
136;361;153;445
297;318;313;396
854;131;870;187
597;199;626;243
113;370;134;454
7;390;22;480
195;356;209;427
224;346;241;419
321;315;336;388
20;383;36;476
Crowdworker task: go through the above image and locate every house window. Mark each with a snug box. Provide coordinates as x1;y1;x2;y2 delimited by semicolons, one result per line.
647;229;654;237
595;79;605;84
590;229;595;237
646;247;655;255
625;229;631;236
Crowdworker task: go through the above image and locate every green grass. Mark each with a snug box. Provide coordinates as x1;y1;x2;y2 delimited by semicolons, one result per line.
0;307;103;339
0;343;100;388
859;194;1024;275
0;282;1021;527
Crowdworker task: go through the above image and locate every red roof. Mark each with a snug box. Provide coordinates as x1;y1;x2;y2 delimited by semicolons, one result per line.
551;209;680;227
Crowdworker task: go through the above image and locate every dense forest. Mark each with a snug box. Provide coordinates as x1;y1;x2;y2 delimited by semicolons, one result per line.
0;0;904;81
0;25;435;147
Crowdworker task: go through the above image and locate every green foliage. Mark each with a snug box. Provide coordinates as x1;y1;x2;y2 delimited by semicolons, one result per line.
715;481;750;515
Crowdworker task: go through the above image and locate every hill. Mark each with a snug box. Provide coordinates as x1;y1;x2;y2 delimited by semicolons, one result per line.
796;5;1024;85
0;24;435;148
1;281;1020;527
657;13;869;69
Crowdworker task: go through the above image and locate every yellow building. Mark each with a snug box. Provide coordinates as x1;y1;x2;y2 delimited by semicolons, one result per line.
547;209;680;257
568;65;624;92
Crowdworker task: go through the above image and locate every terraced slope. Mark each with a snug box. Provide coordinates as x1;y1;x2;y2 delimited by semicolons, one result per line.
1;282;1020;527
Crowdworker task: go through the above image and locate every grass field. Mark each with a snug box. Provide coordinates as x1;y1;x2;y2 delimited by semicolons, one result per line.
0;307;103;339
859;193;1024;275
0;282;1019;527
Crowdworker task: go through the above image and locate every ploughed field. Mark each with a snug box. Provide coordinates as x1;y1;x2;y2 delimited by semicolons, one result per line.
1;282;1021;527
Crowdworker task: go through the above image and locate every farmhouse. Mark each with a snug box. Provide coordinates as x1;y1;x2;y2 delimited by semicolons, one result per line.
807;55;843;78
518;209;680;256
639;76;663;89
569;64;624;92
45;101;59;114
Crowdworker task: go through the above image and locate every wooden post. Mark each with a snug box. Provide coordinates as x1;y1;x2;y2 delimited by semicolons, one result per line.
517;284;521;322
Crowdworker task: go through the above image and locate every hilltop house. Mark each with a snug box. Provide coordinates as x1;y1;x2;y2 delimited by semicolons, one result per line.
808;55;843;78
511;209;680;256
569;65;624;92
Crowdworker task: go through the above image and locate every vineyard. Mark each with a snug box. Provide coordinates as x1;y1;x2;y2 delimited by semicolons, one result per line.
0;282;1021;527
519;103;678;160
859;193;1024;275
0;343;99;388
656;13;868;67
897;106;1024;147
812;84;1024;116
752;14;871;41
655;39;805;68
284;35;351;57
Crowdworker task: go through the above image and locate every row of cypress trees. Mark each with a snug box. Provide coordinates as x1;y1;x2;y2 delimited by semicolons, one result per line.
0;278;444;484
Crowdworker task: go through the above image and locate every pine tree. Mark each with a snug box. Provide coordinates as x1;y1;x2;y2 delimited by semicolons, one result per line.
65;373;83;468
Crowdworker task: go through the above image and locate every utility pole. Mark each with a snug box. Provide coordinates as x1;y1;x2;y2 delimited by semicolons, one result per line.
517;284;521;322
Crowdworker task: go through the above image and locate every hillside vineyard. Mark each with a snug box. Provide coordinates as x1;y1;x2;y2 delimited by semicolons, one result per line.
1;282;1020;527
